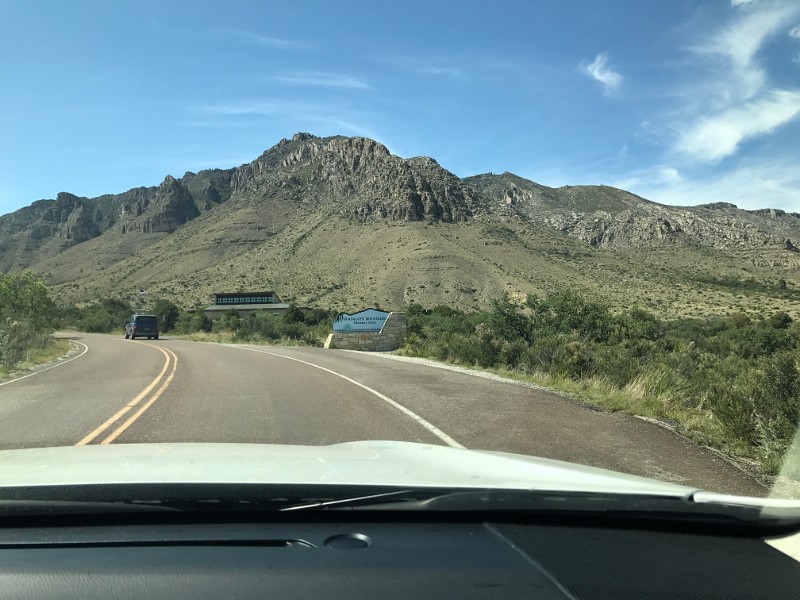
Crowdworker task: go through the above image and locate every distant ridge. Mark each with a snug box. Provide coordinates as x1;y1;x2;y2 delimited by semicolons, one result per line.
2;133;799;317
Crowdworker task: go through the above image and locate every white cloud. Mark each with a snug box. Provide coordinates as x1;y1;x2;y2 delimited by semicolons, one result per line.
731;0;760;6
271;71;372;90
676;89;800;161
693;3;797;102
615;160;800;212
581;52;622;93
790;25;800;39
614;165;683;191
709;6;795;66
670;3;800;162
659;167;683;185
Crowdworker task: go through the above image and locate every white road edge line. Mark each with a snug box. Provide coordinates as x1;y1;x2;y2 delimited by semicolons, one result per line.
0;340;89;388
227;345;465;449
338;350;573;397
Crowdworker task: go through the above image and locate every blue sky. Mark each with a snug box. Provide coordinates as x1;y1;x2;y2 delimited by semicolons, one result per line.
1;0;799;216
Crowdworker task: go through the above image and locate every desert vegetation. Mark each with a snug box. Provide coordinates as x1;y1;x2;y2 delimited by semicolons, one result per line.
400;291;800;476
0;272;65;375
10;276;799;478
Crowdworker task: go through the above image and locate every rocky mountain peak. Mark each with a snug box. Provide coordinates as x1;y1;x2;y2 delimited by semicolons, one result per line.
2;133;800;279
119;175;198;234
228;133;476;223
292;132;316;143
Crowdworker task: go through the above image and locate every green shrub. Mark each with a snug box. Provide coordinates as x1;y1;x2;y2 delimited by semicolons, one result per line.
0;318;50;368
702;357;760;444
62;298;132;333
283;303;305;324
488;294;533;343
0;272;58;370
522;335;561;373
153;299;180;332
499;339;527;370
398;291;800;475
551;339;594;379
174;311;213;333
592;344;641;389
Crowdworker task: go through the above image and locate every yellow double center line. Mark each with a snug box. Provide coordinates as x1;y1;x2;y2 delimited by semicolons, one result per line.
76;342;178;446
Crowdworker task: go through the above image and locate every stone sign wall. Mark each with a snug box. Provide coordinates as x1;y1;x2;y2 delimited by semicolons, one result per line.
324;312;406;351
332;308;389;332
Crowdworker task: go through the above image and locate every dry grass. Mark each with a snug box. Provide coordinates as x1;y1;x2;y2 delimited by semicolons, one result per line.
409;360;767;482
0;338;71;381
41;214;800;320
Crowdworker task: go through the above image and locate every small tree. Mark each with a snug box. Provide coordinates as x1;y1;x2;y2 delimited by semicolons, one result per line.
283;302;305;324
153;299;180;332
488;294;533;344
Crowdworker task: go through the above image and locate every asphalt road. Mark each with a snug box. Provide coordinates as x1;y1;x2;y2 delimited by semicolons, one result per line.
0;333;766;496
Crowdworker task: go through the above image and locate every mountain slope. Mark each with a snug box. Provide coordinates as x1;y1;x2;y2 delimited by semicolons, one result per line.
2;133;800;317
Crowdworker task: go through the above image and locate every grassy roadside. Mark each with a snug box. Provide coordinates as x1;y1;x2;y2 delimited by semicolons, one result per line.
392;350;791;488
177;330;325;347
58;288;800;487
0;338;72;381
175;330;778;485
396;295;800;485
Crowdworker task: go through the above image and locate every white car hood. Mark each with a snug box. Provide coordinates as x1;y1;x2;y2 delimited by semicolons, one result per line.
0;441;698;497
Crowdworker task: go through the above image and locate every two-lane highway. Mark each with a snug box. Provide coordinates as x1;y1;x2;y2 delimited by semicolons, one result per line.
0;332;766;496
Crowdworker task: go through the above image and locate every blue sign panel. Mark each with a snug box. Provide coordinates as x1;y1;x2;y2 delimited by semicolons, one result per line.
333;309;390;332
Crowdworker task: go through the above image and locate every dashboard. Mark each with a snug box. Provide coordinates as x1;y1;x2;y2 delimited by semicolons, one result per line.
2;517;798;599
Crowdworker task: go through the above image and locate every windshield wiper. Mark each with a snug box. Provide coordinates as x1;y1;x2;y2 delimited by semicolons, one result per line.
2;487;798;536
278;489;424;511
327;489;800;535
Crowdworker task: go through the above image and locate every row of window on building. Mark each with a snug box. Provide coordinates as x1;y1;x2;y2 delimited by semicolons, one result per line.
212;292;280;306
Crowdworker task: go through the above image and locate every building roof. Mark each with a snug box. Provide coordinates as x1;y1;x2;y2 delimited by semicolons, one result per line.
213;291;278;298
205;303;290;312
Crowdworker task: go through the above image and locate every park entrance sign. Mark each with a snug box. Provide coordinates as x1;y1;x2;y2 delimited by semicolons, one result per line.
325;309;406;351
332;309;390;332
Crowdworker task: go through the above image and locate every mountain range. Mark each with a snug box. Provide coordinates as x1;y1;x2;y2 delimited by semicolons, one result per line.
2;133;799;317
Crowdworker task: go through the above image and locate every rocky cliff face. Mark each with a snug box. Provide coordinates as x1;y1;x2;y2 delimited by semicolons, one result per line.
2;133;799;275
231;133;481;222
466;173;800;259
119;176;199;234
0;168;231;270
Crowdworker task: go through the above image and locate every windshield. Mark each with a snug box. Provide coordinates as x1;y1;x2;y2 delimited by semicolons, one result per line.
1;0;800;531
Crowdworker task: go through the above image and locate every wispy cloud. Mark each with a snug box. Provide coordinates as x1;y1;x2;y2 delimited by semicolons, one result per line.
416;66;465;79
618;158;800;212
224;28;299;49
270;71;372;90
580;52;622;94
190;100;380;139
671;2;800;162
676;90;800;161
790;25;800;39
659;167;683;185
731;0;761;6
691;2;796;101
614;164;684;193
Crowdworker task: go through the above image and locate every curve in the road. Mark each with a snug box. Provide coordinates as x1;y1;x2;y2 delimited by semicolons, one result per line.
227;345;465;449
0;340;89;388
77;341;178;446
